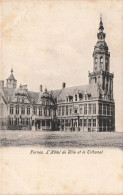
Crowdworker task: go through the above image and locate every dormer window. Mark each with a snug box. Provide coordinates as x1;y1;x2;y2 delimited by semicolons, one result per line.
75;94;77;101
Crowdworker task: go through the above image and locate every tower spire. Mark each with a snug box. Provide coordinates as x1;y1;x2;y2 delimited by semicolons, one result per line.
99;13;104;32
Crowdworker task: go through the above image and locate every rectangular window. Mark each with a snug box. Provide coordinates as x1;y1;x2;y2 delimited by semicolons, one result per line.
39;108;42;116
103;104;106;115
107;105;110;115
88;104;91;114
15;118;19;125
62;107;64;116
93;119;96;127
84;104;87;115
84;119;87;127
58;107;61;116
69;108;72;115
27;107;30;115
88;119;91;127
21;107;25;115
66;106;68;115
10;118;14;125
111;105;114;116
21;118;25;125
10;106;14;114
33;107;37;115
99;103;102;114
16;106;19;115
93;104;96;114
79;119;82;126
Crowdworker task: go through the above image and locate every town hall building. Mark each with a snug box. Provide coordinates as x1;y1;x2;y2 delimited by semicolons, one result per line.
0;17;115;132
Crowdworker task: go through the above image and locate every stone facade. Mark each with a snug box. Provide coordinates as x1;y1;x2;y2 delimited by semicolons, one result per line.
0;17;115;131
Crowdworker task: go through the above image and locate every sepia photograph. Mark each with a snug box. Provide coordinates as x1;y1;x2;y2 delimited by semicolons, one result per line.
0;0;123;194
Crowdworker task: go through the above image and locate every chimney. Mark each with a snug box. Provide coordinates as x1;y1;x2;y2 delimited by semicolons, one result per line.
62;82;66;89
40;85;43;92
0;80;4;88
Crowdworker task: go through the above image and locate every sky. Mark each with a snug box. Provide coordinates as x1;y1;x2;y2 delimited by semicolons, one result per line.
1;0;123;131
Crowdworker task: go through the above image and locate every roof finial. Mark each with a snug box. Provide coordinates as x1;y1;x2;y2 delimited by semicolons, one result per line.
11;68;13;74
100;13;102;22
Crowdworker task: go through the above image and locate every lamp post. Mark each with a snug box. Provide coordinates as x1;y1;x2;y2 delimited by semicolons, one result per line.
77;112;80;131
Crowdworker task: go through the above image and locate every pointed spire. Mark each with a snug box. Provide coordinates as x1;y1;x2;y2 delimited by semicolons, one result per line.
11;68;13;74
99;13;104;32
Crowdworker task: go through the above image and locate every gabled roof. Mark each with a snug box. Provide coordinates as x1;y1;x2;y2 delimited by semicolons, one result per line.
51;83;98;101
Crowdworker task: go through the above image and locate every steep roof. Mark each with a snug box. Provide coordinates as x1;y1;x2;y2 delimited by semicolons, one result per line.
6;73;16;81
28;91;39;104
51;83;98;101
2;87;15;102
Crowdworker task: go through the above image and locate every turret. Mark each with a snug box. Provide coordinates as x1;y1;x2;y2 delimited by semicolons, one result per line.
6;69;17;88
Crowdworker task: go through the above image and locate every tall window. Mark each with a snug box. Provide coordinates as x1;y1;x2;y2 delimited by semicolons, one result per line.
39;108;42;116
93;119;96;127
16;106;19;115
93;104;96;114
15;118;19;125
66;106;68;115
21;118;25;125
84;119;87;127
111;105;114;116
99;104;102;114
10;105;14;114
107;105;110;115
100;56;103;63
58;107;61;116
10;118;14;125
0;104;4;116
88;119;91;127
33;107;37;115
84;104;87;115
21;106;25;115
88;104;91;114
79;119;82;126
103;104;106;115
69;108;72;115
27;107;30;115
27;118;30;125
62;107;64;116
75;94;77;101
95;57;97;63
44;108;47;116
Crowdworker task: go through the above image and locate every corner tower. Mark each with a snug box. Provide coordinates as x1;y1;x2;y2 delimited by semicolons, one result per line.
6;69;17;88
89;16;114;100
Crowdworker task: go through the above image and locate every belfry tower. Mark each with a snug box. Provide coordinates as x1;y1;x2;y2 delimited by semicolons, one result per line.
89;15;114;100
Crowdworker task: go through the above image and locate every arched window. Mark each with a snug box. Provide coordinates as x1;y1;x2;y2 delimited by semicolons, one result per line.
100;57;103;63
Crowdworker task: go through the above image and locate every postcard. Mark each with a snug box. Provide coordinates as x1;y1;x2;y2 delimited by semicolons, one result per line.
0;0;123;194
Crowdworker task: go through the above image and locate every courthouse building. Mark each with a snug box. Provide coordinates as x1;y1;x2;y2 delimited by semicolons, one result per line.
0;17;115;131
